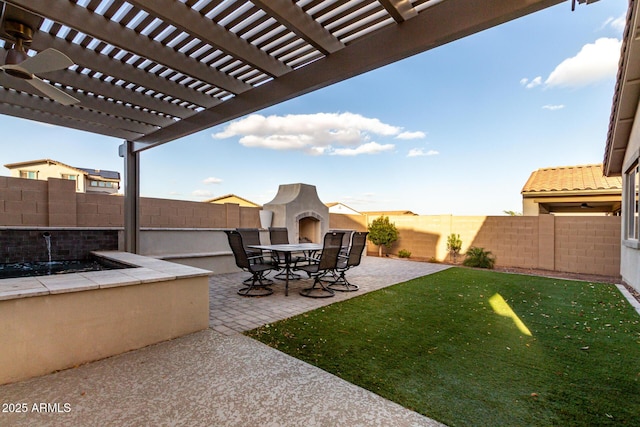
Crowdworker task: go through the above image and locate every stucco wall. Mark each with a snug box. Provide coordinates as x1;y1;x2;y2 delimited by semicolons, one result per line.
619;98;640;289
0;275;209;385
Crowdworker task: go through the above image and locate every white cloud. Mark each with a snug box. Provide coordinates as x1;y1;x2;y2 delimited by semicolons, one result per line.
520;76;542;89
407;148;439;157
602;14;626;33
203;176;223;184
212;112;424;156
545;38;621;88
542;104;565;111
192;189;214;198
396;131;426;140
331;141;394;156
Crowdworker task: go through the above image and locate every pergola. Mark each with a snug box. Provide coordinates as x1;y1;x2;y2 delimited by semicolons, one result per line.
1;0;584;252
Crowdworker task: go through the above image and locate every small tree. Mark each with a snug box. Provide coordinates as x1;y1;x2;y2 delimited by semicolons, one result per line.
367;216;399;257
446;233;462;263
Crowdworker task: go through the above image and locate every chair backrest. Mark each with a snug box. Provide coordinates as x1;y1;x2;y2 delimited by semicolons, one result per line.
328;229;354;248
225;230;250;269
236;228;260;251
346;231;368;268
269;227;289;245
318;231;345;270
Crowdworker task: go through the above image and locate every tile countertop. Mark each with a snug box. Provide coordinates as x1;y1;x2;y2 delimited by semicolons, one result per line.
0;251;213;301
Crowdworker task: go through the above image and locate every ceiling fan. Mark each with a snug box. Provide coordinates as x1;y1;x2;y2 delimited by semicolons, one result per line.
1;18;79;106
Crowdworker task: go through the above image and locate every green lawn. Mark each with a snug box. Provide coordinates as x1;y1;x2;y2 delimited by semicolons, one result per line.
246;267;640;427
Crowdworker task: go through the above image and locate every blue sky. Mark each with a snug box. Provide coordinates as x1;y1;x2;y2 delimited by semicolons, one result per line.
0;0;628;215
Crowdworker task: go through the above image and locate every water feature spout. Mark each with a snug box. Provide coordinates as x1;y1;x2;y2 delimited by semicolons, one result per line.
42;232;52;265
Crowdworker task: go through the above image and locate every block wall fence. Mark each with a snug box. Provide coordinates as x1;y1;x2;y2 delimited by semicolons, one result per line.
383;214;620;277
0;176;260;229
0;176;621;277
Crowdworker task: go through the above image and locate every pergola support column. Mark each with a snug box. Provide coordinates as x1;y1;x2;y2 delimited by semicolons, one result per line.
120;140;140;254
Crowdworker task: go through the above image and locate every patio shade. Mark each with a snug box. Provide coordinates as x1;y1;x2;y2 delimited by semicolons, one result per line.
0;0;576;152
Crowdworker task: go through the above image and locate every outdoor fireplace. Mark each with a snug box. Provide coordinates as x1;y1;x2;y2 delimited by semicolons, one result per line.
262;183;329;243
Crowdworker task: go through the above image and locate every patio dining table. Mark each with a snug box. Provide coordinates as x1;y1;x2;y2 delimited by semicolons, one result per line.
249;243;322;296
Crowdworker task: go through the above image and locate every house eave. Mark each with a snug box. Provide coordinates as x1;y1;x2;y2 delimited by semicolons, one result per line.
604;0;640;177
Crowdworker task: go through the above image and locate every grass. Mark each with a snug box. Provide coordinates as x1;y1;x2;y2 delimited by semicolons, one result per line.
246;267;640;427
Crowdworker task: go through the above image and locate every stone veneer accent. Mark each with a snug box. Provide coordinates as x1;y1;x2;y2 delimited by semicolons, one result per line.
0;228;119;264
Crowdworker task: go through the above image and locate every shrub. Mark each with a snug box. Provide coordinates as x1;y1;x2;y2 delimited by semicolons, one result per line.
462;247;496;269
398;249;411;258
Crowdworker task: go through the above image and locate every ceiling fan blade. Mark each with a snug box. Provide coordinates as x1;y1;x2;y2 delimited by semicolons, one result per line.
26;75;79;105
19;48;74;75
0;63;32;79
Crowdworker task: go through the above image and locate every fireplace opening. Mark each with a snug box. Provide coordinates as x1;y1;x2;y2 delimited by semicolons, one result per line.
298;216;321;243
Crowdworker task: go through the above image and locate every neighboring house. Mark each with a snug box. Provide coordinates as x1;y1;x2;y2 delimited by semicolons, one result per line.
521;164;622;216
4;159;120;194
603;0;640;292
204;194;261;208
326;202;361;215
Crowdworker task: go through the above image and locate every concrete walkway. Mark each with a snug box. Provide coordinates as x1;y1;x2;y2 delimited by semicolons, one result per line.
0;257;450;427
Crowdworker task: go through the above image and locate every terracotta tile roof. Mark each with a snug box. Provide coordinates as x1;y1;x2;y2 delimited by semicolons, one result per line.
522;164;622;194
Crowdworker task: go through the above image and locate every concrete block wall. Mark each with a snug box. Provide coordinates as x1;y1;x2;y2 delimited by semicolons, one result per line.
141;197;225;228
328;213;368;232
239;206;260;229
0;176;48;226
0;176;258;229
48;178;77;227
77;193;123;227
373;213;620;278
465;216;539;269
388;215;452;260
554;216;620;276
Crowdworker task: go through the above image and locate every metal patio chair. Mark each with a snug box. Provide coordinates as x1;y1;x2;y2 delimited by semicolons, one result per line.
268;227;305;280
225;230;278;297
236;228;263;260
268;227;290;245
327;231;368;292
296;231;344;298
328;229;354;256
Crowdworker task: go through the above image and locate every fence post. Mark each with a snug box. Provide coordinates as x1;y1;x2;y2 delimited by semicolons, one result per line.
225;203;240;228
48;178;77;227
